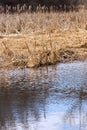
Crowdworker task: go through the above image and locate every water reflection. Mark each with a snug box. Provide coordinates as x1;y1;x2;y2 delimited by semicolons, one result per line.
0;61;87;130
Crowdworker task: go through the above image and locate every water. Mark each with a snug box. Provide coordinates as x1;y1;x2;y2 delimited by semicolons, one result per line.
0;61;87;130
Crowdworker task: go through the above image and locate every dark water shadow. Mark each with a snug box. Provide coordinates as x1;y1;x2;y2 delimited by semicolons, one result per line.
0;61;87;130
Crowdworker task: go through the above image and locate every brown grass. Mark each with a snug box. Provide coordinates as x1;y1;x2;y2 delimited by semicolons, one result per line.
0;10;87;69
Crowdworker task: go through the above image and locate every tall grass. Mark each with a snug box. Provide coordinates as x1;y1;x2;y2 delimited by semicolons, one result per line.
0;8;87;35
0;7;87;68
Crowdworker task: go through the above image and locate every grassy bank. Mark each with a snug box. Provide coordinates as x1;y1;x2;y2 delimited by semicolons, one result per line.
0;10;87;69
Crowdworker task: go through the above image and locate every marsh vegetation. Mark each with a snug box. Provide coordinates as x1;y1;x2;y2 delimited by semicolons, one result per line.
0;2;87;130
0;8;87;69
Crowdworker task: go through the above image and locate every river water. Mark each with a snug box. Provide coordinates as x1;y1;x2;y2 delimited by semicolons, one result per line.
0;61;87;130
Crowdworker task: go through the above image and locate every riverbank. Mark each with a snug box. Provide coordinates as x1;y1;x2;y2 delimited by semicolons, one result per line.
0;29;87;70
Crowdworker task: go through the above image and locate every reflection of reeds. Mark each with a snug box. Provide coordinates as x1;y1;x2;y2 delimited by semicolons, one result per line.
63;87;87;128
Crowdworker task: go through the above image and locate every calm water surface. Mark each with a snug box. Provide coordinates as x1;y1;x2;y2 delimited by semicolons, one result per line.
0;61;87;130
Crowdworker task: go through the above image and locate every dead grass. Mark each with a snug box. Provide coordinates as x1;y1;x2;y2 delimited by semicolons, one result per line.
0;10;87;69
0;9;87;35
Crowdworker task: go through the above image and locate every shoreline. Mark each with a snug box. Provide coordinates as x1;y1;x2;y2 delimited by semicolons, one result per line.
0;30;87;70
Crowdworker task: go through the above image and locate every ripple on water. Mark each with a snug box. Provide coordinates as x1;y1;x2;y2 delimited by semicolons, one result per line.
0;61;87;130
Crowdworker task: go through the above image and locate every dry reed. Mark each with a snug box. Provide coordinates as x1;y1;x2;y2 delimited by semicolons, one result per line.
0;9;87;69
